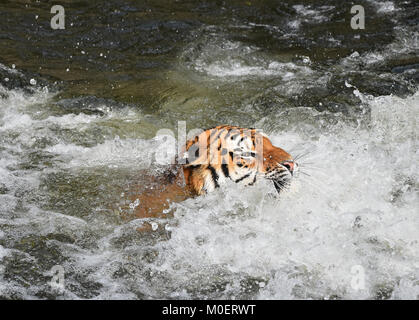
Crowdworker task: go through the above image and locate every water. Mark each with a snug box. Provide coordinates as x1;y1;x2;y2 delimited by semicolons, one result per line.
0;0;418;299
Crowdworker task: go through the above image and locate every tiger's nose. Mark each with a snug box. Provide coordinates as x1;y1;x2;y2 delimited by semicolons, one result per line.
282;161;296;174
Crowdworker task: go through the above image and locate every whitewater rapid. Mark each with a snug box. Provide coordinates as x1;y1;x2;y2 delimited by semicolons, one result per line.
0;79;417;299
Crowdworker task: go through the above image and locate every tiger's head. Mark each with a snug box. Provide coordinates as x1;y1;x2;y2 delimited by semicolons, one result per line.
181;125;298;195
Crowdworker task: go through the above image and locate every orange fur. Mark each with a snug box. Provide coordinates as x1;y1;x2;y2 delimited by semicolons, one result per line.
124;126;295;219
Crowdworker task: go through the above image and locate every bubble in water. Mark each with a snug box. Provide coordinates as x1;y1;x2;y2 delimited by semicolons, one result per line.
129;198;140;210
29;78;37;86
302;56;311;64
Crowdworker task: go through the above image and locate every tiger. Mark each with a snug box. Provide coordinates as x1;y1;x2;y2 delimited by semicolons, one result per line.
180;125;297;195
123;125;297;221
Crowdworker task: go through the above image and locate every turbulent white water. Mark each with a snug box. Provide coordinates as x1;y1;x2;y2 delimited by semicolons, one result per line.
0;10;418;298
147;89;418;299
0;79;417;299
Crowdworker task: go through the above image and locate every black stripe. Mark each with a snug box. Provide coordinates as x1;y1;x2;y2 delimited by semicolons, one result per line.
230;134;240;140
224;129;233;140
210;128;218;138
212;129;225;143
242;152;256;158
235;173;251;183
207;165;220;188
221;164;230;178
248;174;257;186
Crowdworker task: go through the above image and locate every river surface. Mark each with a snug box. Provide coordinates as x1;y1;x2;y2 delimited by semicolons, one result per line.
0;0;418;299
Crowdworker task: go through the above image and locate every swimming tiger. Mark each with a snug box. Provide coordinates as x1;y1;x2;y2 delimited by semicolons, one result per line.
181;125;297;195
123;125;297;220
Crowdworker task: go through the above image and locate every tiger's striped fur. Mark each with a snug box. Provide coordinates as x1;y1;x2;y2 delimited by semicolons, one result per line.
181;125;297;195
126;125;296;221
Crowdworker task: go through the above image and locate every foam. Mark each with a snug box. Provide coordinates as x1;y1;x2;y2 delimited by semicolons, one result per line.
144;91;419;299
185;38;313;81
0;25;418;299
367;0;398;14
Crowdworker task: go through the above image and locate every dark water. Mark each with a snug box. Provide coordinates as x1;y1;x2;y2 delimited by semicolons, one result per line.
0;0;418;299
1;0;417;125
